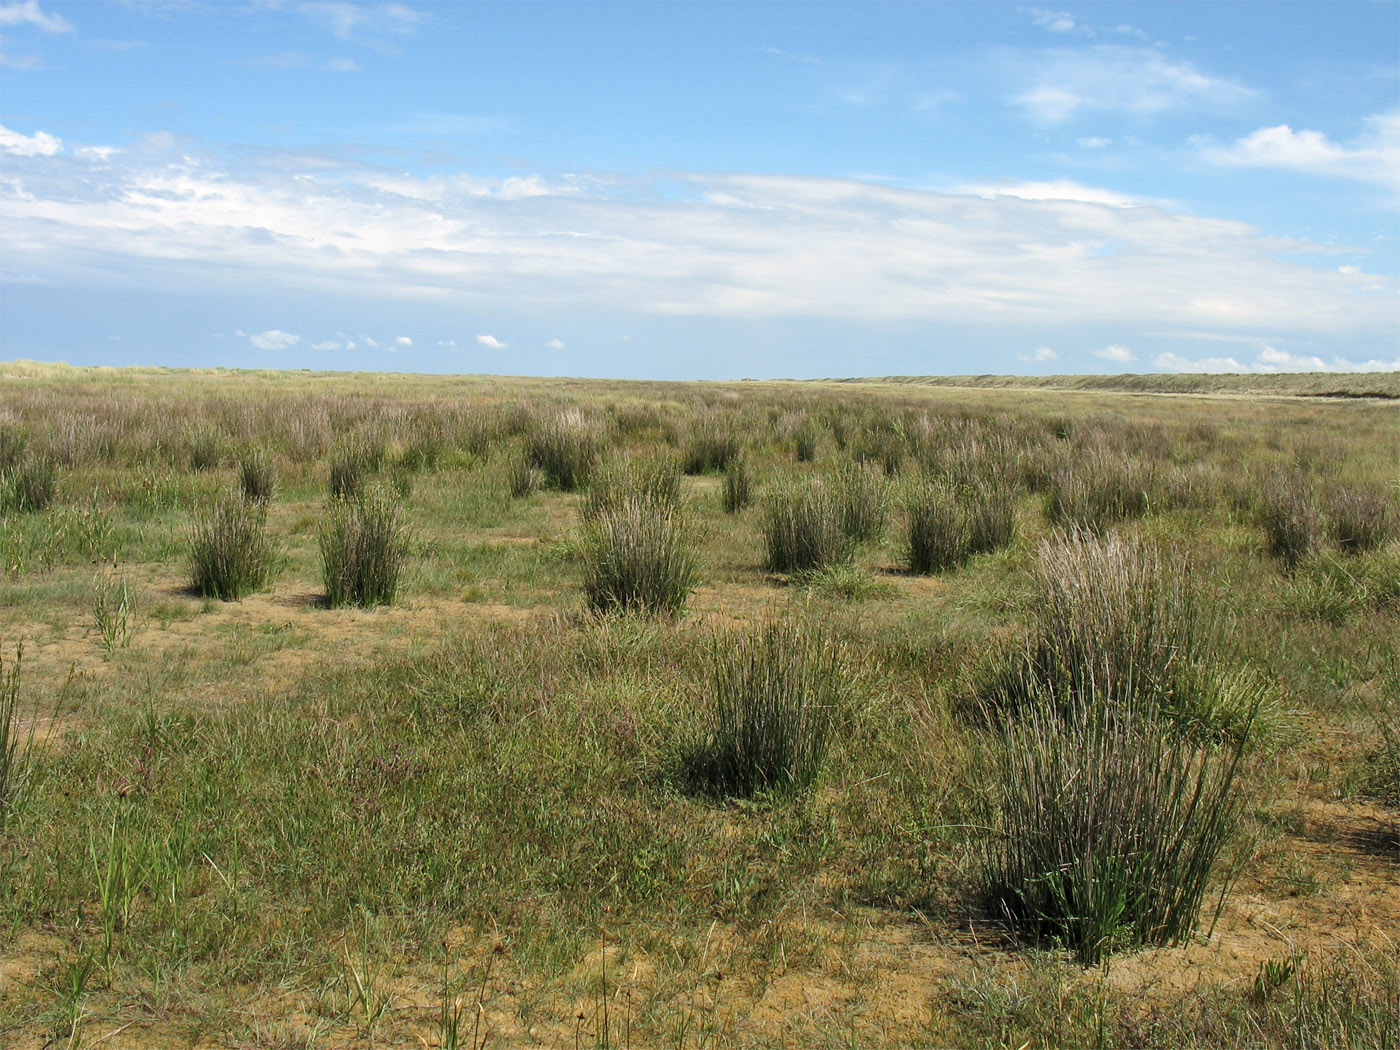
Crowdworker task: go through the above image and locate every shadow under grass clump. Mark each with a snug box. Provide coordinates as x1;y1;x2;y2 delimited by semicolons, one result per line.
678;620;849;801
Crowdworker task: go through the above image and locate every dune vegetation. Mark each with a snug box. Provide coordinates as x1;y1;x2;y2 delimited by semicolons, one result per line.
0;362;1396;1048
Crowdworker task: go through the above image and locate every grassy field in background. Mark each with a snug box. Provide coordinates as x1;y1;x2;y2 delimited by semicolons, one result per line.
0;362;1396;1049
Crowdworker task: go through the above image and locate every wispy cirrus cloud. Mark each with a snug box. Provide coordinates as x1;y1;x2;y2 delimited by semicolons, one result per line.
1201;111;1400;189
0;1;72;33
1009;45;1254;124
283;1;423;42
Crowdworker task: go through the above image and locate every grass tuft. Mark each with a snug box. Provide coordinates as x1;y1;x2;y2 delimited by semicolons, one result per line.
1260;473;1321;570
237;446;278;504
721;454;754;513
0;454;57;513
189;493;277;600
980;683;1254;965
580;463;696;615
1327;483;1396;554
683;620;848;798
320;487;409;608
763;480;852;573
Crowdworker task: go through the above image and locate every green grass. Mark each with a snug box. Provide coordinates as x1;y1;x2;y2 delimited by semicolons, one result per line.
0;364;1396;1048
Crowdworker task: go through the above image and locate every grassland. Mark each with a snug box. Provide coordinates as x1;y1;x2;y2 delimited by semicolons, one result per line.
1;362;1397;1049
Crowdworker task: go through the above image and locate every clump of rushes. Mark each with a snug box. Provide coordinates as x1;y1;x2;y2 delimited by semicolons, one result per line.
0;454;57;513
1012;529;1199;713
320;487;409;608
981;683;1254;965
835;462;890;546
580;461;696;615
584;455;682;518
1327;484;1395;554
793;422;820;463
722;454;753;513
763;480;851;574
237;446;277;504
682;415;742;474
1260;472;1321;569
965;482;1016;555
329;434;381;501
527;409;602;491
685;619;848;799
189;493;277;600
187;427;223;473
1046;446;1153;531
906;478;968;574
507;455;544;499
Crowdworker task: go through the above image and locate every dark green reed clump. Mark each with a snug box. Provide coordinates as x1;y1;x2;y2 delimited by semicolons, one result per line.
906;478;967;574
722;453;754;513
236;446;278;505
980;683;1254;965
320;487;409;608
189;493;277;600
580;459;696;615
1260;472;1321;570
682;415;742;475
684;619;848;799
1046;445;1153;532
0;454;57;513
526;409;602;492
763;480;852;574
834;462;890;546
1004;529;1201;711
328;434;384;501
1327;483;1396;554
906;477;1016;574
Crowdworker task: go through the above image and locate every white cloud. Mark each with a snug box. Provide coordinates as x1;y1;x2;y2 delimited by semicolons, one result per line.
0;124;60;156
322;57;360;73
1010;46;1253;124
291;1;422;41
476;334;506;350
1027;8;1083;34
437;339;457;349
1094;344;1135;363
311;339;352;350
1202;112;1400;189
1;148;1394;349
249;329;301;350
0;1;72;32
1020;346;1058;362
957;179;1167;208
546;338;565;350
1156;345;1399;373
394;335;412;346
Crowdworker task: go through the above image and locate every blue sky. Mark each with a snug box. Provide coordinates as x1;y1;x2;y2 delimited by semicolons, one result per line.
1;1;1396;379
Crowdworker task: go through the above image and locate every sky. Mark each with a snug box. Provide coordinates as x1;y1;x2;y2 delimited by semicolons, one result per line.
1;1;1397;380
